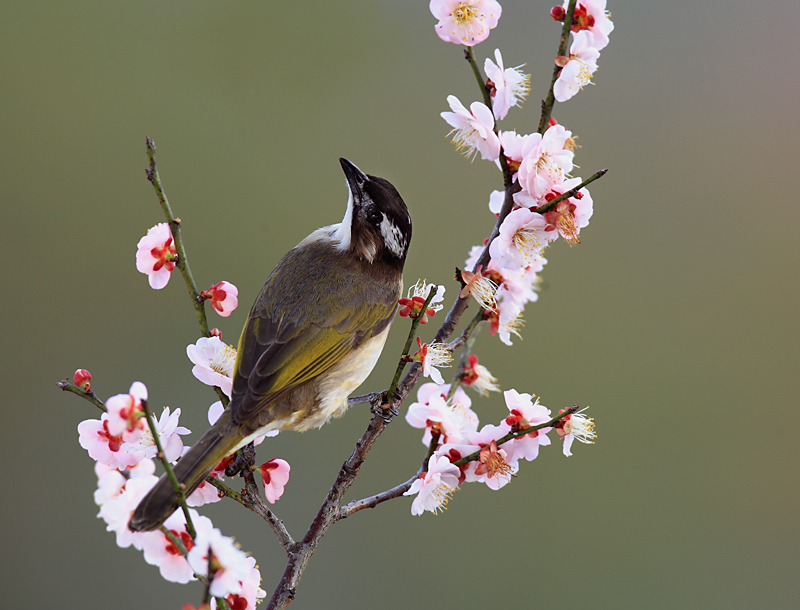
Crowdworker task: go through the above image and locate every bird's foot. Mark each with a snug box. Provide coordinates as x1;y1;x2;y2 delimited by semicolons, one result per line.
225;442;256;477
369;390;399;422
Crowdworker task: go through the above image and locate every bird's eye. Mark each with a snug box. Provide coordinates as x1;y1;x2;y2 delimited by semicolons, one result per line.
367;208;383;224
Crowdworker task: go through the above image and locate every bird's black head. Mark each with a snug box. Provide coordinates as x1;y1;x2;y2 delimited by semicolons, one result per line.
336;158;412;266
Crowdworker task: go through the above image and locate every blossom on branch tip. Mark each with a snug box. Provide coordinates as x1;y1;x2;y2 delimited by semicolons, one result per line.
73;369;92;392
555;407;596;456
136;223;177;290
554;31;600;102
256;458;290;504
484;49;530;120
430;0;502;47
187;337;237;397
441;95;501;161
201;281;239;317
404;455;461;515
399;280;445;324
461;355;500;396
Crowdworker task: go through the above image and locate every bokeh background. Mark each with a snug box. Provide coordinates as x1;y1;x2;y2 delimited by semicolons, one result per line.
3;1;799;608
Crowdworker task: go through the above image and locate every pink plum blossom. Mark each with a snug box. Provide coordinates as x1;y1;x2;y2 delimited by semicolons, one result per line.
540;177;594;245
441;95;501;161
93;459;156;507
187;336;237;397
141;511;213;584
78;415;137;469
517;124;575;199
430;0;502;47
484;49;530;120
257;458;291;504
465;424;519;490
558;0;614;50
105;381;148;443
554;31;600;102
202;281;239;317
136;223;177;289
489;207;550;271
124;406;191;464
403;455;461;515
502;389;553;461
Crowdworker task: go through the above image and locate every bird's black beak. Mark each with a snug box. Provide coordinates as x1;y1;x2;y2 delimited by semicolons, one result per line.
340;158;368;200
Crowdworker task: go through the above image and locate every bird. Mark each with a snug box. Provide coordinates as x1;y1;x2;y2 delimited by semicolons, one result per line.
128;158;411;532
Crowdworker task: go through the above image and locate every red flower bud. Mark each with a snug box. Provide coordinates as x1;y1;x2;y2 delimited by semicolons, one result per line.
550;6;566;21
73;369;92;392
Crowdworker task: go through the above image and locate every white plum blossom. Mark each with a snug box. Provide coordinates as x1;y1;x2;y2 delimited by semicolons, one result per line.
556;407;596;456
430;0;502;47
187;336;237;397
414;338;453;385
441;95;501;161
461;354;501;396
188;527;252;599
405;386;478;446
211;556;267;610
124;407;191;464
484;49;530;120
136;223;177;289
554;31;600;102
98;475;158;550
140;511;214;584
404;455;461;515
105;381;149;443
465;424;519;490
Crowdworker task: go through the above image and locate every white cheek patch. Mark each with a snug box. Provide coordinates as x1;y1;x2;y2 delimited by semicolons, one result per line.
379;216;406;258
333;184;354;250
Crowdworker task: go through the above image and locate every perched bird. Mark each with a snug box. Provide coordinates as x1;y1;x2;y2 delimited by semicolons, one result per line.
129;158;411;531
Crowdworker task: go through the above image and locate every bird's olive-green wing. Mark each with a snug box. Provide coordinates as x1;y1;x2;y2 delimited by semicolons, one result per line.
229;241;399;427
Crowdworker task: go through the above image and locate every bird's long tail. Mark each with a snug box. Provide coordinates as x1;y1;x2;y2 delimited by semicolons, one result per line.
128;419;240;532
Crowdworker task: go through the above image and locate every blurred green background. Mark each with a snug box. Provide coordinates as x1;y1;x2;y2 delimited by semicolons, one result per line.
3;1;798;608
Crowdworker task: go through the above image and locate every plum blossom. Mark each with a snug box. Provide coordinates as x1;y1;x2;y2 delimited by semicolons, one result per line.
489;207;550;270
202;281;239;317
554;31;600;102
540;178;594;245
484;49;530;120
517;123;575;199
554;407;596;456
105;381;148;443
554;0;614;50
211;556;266;610
404;455;461;515
140;511;214;584
441;95;501;161
465;424;519;490
430;0;502;47
398;280;445;324
73;368;92;392
256;459;291;504
405;384;478;446
136;223;177;289
98;475;158;549
187;336;237;397
188;528;252;599
459;265;498;311
461;354;500;396
79;415;136;469
414;338;453;385
502;389;553;461
124;406;191;464
93;459;156;507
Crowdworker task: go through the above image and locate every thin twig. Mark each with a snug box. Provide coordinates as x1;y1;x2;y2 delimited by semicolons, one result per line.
538;0;579;134
534;169;608;215
57;379;107;413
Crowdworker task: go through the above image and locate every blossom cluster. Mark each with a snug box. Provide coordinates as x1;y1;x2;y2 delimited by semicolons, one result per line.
403;381;595;514
74;339;292;607
432;1;613;347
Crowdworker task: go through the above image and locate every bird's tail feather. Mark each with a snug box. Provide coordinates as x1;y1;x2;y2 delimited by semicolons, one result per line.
128;422;238;532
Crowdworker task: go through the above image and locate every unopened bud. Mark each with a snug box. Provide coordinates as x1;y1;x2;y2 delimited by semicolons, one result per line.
73;369;92;392
210;328;222;337
550;6;566;21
